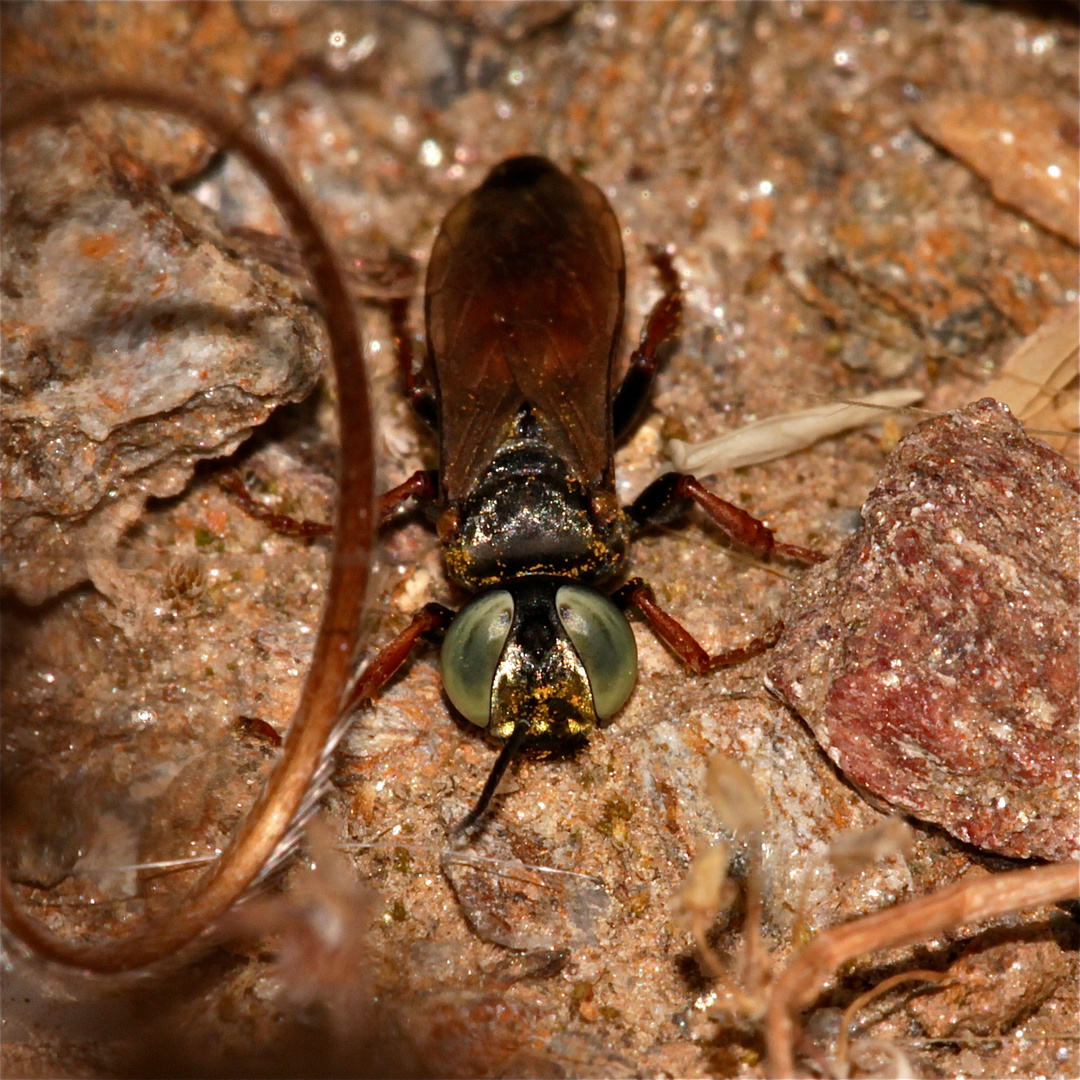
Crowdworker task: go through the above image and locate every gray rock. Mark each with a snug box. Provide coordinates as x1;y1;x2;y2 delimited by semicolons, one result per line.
1;120;326;603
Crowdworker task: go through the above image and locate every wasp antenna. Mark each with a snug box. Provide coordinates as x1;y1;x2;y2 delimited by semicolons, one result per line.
451;721;531;837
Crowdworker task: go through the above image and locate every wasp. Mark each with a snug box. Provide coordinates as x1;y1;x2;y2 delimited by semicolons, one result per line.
342;155;822;832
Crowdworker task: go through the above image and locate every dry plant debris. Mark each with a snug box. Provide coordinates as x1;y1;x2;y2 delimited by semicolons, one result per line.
764;859;1080;1078
666;388;924;474
2;83;375;981
2;3;1079;1078
982;305;1079;464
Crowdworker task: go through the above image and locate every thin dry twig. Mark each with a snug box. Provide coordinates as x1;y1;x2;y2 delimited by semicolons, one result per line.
764;860;1080;1078
834;969;946;1078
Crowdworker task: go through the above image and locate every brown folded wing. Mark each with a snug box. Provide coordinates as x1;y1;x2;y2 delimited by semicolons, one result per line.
425;158;626;502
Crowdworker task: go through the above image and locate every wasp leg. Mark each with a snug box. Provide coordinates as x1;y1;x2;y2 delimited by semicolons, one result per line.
612;577;783;675
627;472;826;563
378;468;439;521
217;465;333;537
220;465;439;536
223;227;416;303
340;601;455;717
388;296;438;429
613;246;683;442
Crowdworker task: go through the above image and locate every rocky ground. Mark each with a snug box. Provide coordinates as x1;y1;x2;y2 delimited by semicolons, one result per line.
2;3;1077;1077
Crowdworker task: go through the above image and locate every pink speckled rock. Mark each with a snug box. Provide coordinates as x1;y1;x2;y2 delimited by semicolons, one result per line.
768;399;1078;862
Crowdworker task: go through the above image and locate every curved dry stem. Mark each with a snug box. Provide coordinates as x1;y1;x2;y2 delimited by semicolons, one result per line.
0;85;374;972
834;969;945;1077
764;860;1080;1078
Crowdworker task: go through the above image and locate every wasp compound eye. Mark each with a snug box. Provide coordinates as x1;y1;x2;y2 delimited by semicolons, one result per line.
441;590;514;726
556;585;637;719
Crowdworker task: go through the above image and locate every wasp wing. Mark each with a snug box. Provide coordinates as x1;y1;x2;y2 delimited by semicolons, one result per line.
425;157;625;503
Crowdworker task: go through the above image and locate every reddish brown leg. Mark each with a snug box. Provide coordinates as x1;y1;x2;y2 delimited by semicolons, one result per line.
612;577;783;675
378;469;439;520
388;297;437;429
223;226;416;302
217;465;332;537
340;601;454;717
613;246;684;441
627;472;826;564
223;466;438;537
678;475;826;563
